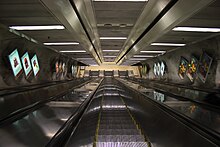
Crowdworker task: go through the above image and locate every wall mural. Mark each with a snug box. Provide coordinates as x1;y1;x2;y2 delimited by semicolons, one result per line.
197;52;213;83
153;61;166;77
71;65;78;77
8;49;23;77
177;52;212;83
178;57;188;79
139;64;149;78
8;49;40;78
186;56;198;82
21;52;32;78
31;54;40;76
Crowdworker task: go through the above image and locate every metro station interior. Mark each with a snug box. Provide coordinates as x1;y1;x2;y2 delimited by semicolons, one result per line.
0;0;219;146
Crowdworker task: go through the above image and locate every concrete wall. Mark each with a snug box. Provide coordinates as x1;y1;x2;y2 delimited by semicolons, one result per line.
0;25;79;89
142;35;220;89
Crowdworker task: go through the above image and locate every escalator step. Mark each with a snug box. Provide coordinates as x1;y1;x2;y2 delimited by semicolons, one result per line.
99;124;137;129
98;129;141;135
96;142;149;147
97;135;145;142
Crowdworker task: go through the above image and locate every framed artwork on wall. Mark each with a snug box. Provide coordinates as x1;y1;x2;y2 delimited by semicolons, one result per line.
186;56;198;82
31;54;40;76
197;52;213;83
8;49;23;77
21;52;32;77
178;57;188;79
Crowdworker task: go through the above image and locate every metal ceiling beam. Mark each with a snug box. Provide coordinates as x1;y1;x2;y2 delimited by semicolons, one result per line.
116;0;215;65
40;0;102;65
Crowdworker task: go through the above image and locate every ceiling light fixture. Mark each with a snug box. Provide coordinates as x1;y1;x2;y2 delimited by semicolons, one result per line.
60;50;86;53
9;25;65;30
104;55;117;58
93;0;147;1
44;42;79;45
173;27;220;32
140;50;166;53
133;55;155;58
77;58;94;60
100;37;127;40
90;64;98;66
103;50;120;52
151;43;186;46
129;58;147;61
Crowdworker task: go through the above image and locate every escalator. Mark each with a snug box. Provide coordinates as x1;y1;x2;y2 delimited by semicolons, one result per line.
0;78;102;147
65;78;218;147
95;96;149;146
65;78;150;146
1;77;219;146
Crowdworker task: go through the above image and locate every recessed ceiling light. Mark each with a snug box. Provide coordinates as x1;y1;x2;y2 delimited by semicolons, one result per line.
129;58;147;60
60;50;86;53
103;50;120;52
104;55;117;58
100;37;127;40
140;50;166;53
93;0;147;1
173;27;220;32
90;65;98;66
77;58;94;60
44;42;79;45
133;55;155;58
151;43;186;46
9;25;65;30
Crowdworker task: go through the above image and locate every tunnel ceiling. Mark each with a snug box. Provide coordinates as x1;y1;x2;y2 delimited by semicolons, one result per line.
0;0;219;66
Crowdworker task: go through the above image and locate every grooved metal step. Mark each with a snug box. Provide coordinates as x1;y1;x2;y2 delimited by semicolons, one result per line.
96;142;149;147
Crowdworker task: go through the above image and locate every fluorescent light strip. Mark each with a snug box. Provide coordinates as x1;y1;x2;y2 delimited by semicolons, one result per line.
151;43;185;46
77;58;94;60
140;50;166;53
100;37;127;40
133;55;155;58
9;25;65;30
173;27;220;32
103;50;120;52
104;56;117;58
44;42;79;45
93;0;147;1
129;58;147;61
60;50;86;53
90;65;98;66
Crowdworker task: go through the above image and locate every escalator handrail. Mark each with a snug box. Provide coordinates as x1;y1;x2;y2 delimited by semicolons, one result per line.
127;78;220;112
129;77;220;94
118;79;220;146
0;78;93;127
0;77;90;97
45;78;104;147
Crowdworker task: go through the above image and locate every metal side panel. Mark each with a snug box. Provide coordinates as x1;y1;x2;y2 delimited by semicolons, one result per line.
40;0;101;64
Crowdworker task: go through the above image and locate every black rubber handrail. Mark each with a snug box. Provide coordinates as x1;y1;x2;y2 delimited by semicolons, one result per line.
0;79;64;91
0;77;88;91
116;0;178;64
0;78;90;97
117;79;220;146
45;78;103;147
68;0;102;63
130;77;220;94
0;78;93;127
127;78;220;113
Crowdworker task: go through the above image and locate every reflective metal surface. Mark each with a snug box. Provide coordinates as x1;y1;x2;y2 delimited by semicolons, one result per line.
66;78;149;147
0;79;101;146
119;78;220;135
118;78;220;146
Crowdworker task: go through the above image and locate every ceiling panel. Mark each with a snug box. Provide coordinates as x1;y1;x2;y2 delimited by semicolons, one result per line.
93;0;147;64
0;0;95;64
